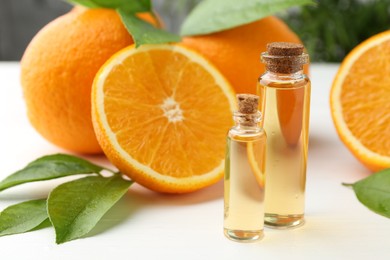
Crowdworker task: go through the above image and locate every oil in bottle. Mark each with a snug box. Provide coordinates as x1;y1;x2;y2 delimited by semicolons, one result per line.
258;42;310;228
224;94;267;242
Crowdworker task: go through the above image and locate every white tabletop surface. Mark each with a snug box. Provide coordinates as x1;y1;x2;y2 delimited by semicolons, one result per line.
0;62;389;260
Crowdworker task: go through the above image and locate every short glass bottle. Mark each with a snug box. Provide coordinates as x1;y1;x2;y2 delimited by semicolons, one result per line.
257;42;310;228
224;94;267;242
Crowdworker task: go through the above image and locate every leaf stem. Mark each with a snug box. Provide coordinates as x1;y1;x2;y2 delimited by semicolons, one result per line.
342;182;354;187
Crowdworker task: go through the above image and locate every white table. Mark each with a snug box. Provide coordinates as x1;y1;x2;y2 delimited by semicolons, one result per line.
0;62;389;259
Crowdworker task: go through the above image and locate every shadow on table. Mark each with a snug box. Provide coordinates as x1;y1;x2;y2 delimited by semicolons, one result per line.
307;132;372;188
85;194;136;238
83;153;225;206
128;178;223;205
85;178;223;237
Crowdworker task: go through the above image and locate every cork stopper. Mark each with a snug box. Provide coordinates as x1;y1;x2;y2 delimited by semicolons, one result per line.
261;42;309;74
237;94;258;114
234;94;261;126
267;42;304;56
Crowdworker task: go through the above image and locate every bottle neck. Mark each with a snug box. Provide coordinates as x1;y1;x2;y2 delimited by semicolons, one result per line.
264;64;304;75
233;111;262;130
263;69;305;80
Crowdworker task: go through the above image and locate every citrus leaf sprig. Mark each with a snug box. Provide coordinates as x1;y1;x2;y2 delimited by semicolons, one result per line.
67;0;181;46
0;154;132;244
343;169;390;219
67;0;315;46
180;0;315;36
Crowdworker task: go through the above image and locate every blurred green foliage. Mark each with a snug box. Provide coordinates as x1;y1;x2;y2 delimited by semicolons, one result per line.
282;0;390;62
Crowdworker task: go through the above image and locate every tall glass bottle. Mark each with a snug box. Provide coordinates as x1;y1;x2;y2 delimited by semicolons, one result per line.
257;42;310;228
224;94;267;242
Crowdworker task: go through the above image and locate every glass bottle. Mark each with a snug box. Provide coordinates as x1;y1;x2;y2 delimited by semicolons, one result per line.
224;94;267;242
257;42;310;228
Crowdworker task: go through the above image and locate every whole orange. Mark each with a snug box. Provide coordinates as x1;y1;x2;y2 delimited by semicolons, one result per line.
182;16;308;94
20;8;157;154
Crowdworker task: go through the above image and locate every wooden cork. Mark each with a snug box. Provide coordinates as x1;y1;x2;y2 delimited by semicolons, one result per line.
267;42;304;56
237;94;258;114
262;42;308;73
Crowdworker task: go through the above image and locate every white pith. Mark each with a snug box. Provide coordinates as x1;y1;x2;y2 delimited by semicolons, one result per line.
160;97;184;123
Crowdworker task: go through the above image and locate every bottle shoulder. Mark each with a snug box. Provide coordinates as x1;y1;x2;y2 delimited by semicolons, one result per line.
259;71;310;89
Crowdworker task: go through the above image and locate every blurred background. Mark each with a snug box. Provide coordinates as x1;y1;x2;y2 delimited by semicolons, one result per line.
0;0;389;62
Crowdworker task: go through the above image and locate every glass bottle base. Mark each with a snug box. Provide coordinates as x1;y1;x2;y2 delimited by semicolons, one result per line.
264;213;304;229
224;228;264;242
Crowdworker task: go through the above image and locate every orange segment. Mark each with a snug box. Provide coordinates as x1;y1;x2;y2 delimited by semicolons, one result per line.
330;30;390;172
92;44;236;193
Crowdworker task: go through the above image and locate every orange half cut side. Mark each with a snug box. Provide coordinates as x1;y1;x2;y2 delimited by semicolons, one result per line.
330;30;390;171
92;44;236;193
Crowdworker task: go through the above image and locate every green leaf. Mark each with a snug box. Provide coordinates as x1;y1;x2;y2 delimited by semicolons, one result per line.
180;0;315;36
0;199;48;237
343;169;390;218
67;0;151;12
67;0;176;46
118;9;181;47
47;175;133;244
31;218;52;231
0;154;106;192
67;0;101;8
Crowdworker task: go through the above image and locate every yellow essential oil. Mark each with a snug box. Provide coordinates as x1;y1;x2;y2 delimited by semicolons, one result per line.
257;42;310;228
224;94;267;242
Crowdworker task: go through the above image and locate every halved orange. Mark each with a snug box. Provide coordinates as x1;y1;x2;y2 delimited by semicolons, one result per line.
330;30;390;172
92;44;236;193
